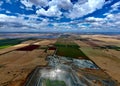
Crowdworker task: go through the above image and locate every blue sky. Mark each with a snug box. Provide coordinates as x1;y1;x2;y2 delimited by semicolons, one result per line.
0;0;120;32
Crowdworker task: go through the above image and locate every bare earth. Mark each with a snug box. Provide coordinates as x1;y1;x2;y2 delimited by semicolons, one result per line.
0;39;56;86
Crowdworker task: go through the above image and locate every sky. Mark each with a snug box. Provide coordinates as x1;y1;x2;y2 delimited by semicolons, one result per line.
0;0;120;32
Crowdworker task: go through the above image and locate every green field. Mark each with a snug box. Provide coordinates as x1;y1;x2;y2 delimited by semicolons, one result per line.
43;79;66;86
0;39;27;49
55;38;88;59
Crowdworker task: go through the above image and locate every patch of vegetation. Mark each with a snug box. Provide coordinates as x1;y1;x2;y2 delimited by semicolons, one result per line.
56;47;88;59
43;79;66;86
55;42;79;48
100;45;120;51
40;46;48;49
0;38;28;49
0;64;5;68
55;39;88;59
55;38;79;48
0;45;12;49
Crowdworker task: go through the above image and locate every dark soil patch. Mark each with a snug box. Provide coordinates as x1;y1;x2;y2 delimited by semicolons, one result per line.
48;47;56;50
100;45;120;51
16;45;39;51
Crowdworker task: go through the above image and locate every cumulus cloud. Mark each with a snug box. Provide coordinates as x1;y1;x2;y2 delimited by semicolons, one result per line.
85;12;120;31
36;6;62;17
0;14;80;32
0;14;18;22
21;0;105;19
29;0;48;7
1;0;120;32
67;0;105;19
0;14;56;32
35;0;73;17
48;0;73;10
0;14;37;31
0;12;120;32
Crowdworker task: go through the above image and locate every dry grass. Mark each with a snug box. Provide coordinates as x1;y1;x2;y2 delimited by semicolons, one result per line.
0;39;56;86
75;35;120;83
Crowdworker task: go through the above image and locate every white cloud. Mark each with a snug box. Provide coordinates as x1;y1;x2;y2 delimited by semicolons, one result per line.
36;6;62;17
67;0;105;19
35;0;73;17
84;12;120;31
20;0;34;10
0;13;78;31
48;0;73;10
6;10;11;13
112;1;120;8
0;14;32;28
77;0;88;4
21;0;33;8
28;0;105;19
20;5;25;9
1;0;120;32
111;1;120;12
0;1;3;6
86;17;104;22
30;0;48;7
39;18;49;26
0;12;120;32
105;0;113;5
0;14;52;32
106;13;114;19
0;14;17;22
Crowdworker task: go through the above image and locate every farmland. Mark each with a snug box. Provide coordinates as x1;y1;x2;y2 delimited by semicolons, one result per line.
0;39;29;49
0;34;120;86
75;35;120;83
0;39;57;86
55;38;88;59
24;35;119;86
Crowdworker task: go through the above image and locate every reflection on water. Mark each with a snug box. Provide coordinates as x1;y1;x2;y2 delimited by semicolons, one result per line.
36;55;99;86
24;55;118;86
38;65;87;86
